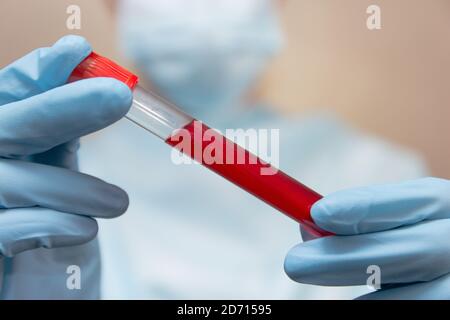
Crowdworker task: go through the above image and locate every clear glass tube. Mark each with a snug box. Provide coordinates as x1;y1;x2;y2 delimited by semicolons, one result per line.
126;86;194;140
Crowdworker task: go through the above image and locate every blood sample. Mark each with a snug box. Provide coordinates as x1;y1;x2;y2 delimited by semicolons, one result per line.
70;52;332;237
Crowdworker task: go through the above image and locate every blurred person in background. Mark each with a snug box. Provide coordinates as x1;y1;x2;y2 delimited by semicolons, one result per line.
79;0;427;299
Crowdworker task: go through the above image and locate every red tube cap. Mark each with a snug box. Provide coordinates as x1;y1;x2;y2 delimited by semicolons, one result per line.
70;52;139;90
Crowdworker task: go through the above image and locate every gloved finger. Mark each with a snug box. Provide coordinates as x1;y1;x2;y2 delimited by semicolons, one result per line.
0;35;91;106
31;140;80;170
311;178;450;235
0;207;98;257
284;219;450;286
0;159;129;218
0;78;132;158
356;273;450;300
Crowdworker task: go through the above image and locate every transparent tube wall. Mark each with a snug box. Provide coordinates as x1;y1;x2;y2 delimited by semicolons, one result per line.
126;86;194;140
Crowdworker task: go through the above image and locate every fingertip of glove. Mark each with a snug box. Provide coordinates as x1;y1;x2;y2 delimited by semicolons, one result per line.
3;35;93;97
106;79;134;118
77;216;99;241
311;192;365;235
310;199;337;233
52;215;99;247
283;247;303;282
52;35;92;62
284;243;337;285
103;184;130;218
283;253;296;280
79;178;130;219
84;78;133;123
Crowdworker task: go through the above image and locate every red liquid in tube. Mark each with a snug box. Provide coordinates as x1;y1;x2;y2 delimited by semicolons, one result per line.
166;120;332;237
72;52;332;238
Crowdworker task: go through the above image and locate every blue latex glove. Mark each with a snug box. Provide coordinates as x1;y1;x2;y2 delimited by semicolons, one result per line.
285;178;450;299
0;35;132;299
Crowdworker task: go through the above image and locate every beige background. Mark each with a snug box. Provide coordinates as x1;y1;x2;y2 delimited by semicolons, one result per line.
1;0;449;177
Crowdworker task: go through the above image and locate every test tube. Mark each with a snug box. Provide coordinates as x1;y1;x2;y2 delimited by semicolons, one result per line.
70;52;332;237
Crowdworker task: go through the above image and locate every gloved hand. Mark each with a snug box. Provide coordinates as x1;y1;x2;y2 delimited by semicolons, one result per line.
0;35;132;298
285;178;450;299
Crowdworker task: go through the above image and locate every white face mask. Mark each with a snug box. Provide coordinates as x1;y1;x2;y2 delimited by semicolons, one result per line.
118;0;283;119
